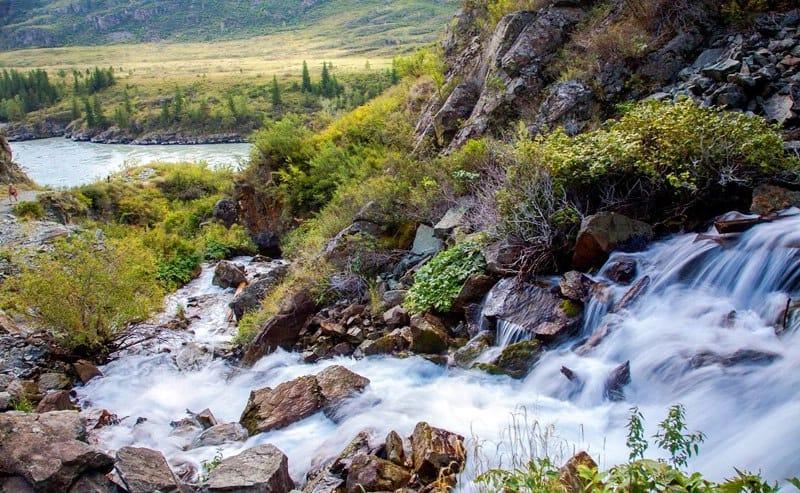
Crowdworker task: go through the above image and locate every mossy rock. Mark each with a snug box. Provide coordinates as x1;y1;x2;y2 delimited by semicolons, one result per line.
560;299;583;318
474;340;542;379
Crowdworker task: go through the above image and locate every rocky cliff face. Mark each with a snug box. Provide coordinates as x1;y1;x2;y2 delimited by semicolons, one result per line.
416;1;800;153
0;135;32;186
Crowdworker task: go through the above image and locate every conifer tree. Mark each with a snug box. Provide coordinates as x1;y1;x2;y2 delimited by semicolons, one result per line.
320;62;332;98
271;76;282;107
301;60;312;93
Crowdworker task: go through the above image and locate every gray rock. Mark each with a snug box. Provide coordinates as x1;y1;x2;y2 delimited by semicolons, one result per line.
381;290;407;309
205;444;294;492
190;422;249;449
433;204;469;239
212;260;247;289
382;306;409;327
175;342;213;371
452;331;494;368
603;361;631;401
483;277;582;343
115;447;179;493
410;224;443;256
701;58;742;81
0;391;11;411
230;264;289;320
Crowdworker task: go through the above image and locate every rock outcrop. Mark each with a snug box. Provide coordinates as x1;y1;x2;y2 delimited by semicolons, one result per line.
0;411;114;492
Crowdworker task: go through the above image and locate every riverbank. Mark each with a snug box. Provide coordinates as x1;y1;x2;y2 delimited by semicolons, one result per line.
3;120;248;145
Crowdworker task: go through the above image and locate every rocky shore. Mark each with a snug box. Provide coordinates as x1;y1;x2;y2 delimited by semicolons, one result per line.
2;119;247;145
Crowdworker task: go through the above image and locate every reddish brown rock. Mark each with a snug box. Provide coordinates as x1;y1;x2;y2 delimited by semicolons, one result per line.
572;213;653;271
243;288;318;366
410;422;466;483
345;454;411;493
73;360;103;384
36;391;75;413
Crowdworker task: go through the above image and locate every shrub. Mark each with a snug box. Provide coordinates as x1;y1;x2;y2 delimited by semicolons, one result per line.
6;234;163;356
154;163;230;201
201;223;256;260
513;99;798;224
12;201;44;220
404;241;486;314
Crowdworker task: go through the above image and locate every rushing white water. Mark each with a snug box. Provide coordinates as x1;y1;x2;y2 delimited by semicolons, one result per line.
77;210;800;488
9;138;252;188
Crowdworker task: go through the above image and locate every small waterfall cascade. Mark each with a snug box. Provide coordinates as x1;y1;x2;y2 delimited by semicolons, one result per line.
76;211;800;488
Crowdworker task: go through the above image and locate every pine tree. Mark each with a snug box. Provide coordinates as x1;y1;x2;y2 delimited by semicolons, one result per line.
270;76;282;107
301;60;312;93
320;62;332;98
172;88;184;122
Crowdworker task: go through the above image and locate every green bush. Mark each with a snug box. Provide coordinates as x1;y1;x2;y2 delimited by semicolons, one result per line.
201;223;256;260
404;241;486;314
154;163;230;201
5;234;163;356
529;99;796;200
12;201;44;220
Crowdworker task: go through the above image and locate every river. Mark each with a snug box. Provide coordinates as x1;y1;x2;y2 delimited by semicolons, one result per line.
9;138;252;188
76;210;800;489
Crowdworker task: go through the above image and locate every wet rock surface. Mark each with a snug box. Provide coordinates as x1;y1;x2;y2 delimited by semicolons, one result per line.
239;365;369;435
483;277;582;343
115;446;179;493
204;444;294;493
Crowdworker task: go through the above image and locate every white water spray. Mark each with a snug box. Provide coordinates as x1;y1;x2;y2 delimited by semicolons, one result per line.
77;212;800;487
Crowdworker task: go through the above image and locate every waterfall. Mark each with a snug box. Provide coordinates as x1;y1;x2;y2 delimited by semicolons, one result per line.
76;211;800;488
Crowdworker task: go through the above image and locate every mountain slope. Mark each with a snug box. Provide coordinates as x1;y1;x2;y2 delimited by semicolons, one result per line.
0;0;456;50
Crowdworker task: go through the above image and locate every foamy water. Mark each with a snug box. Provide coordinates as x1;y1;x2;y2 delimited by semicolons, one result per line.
77;211;800;488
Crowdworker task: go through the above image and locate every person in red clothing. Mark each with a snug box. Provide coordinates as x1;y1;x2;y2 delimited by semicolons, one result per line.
7;183;18;205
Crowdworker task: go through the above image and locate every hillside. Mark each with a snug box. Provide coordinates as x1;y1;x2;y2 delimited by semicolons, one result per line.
0;0;456;50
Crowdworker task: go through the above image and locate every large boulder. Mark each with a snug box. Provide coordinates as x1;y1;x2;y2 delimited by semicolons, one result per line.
240;375;324;435
242;288;317;366
205;444;294;493
572;213;653;271
410;422;466;484
483;277;582;343
751;184;800;216
0;411;114;492
239;366;369;435
212;260;247;289
115;447;179;493
229;264;289;320
410;224;443;256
